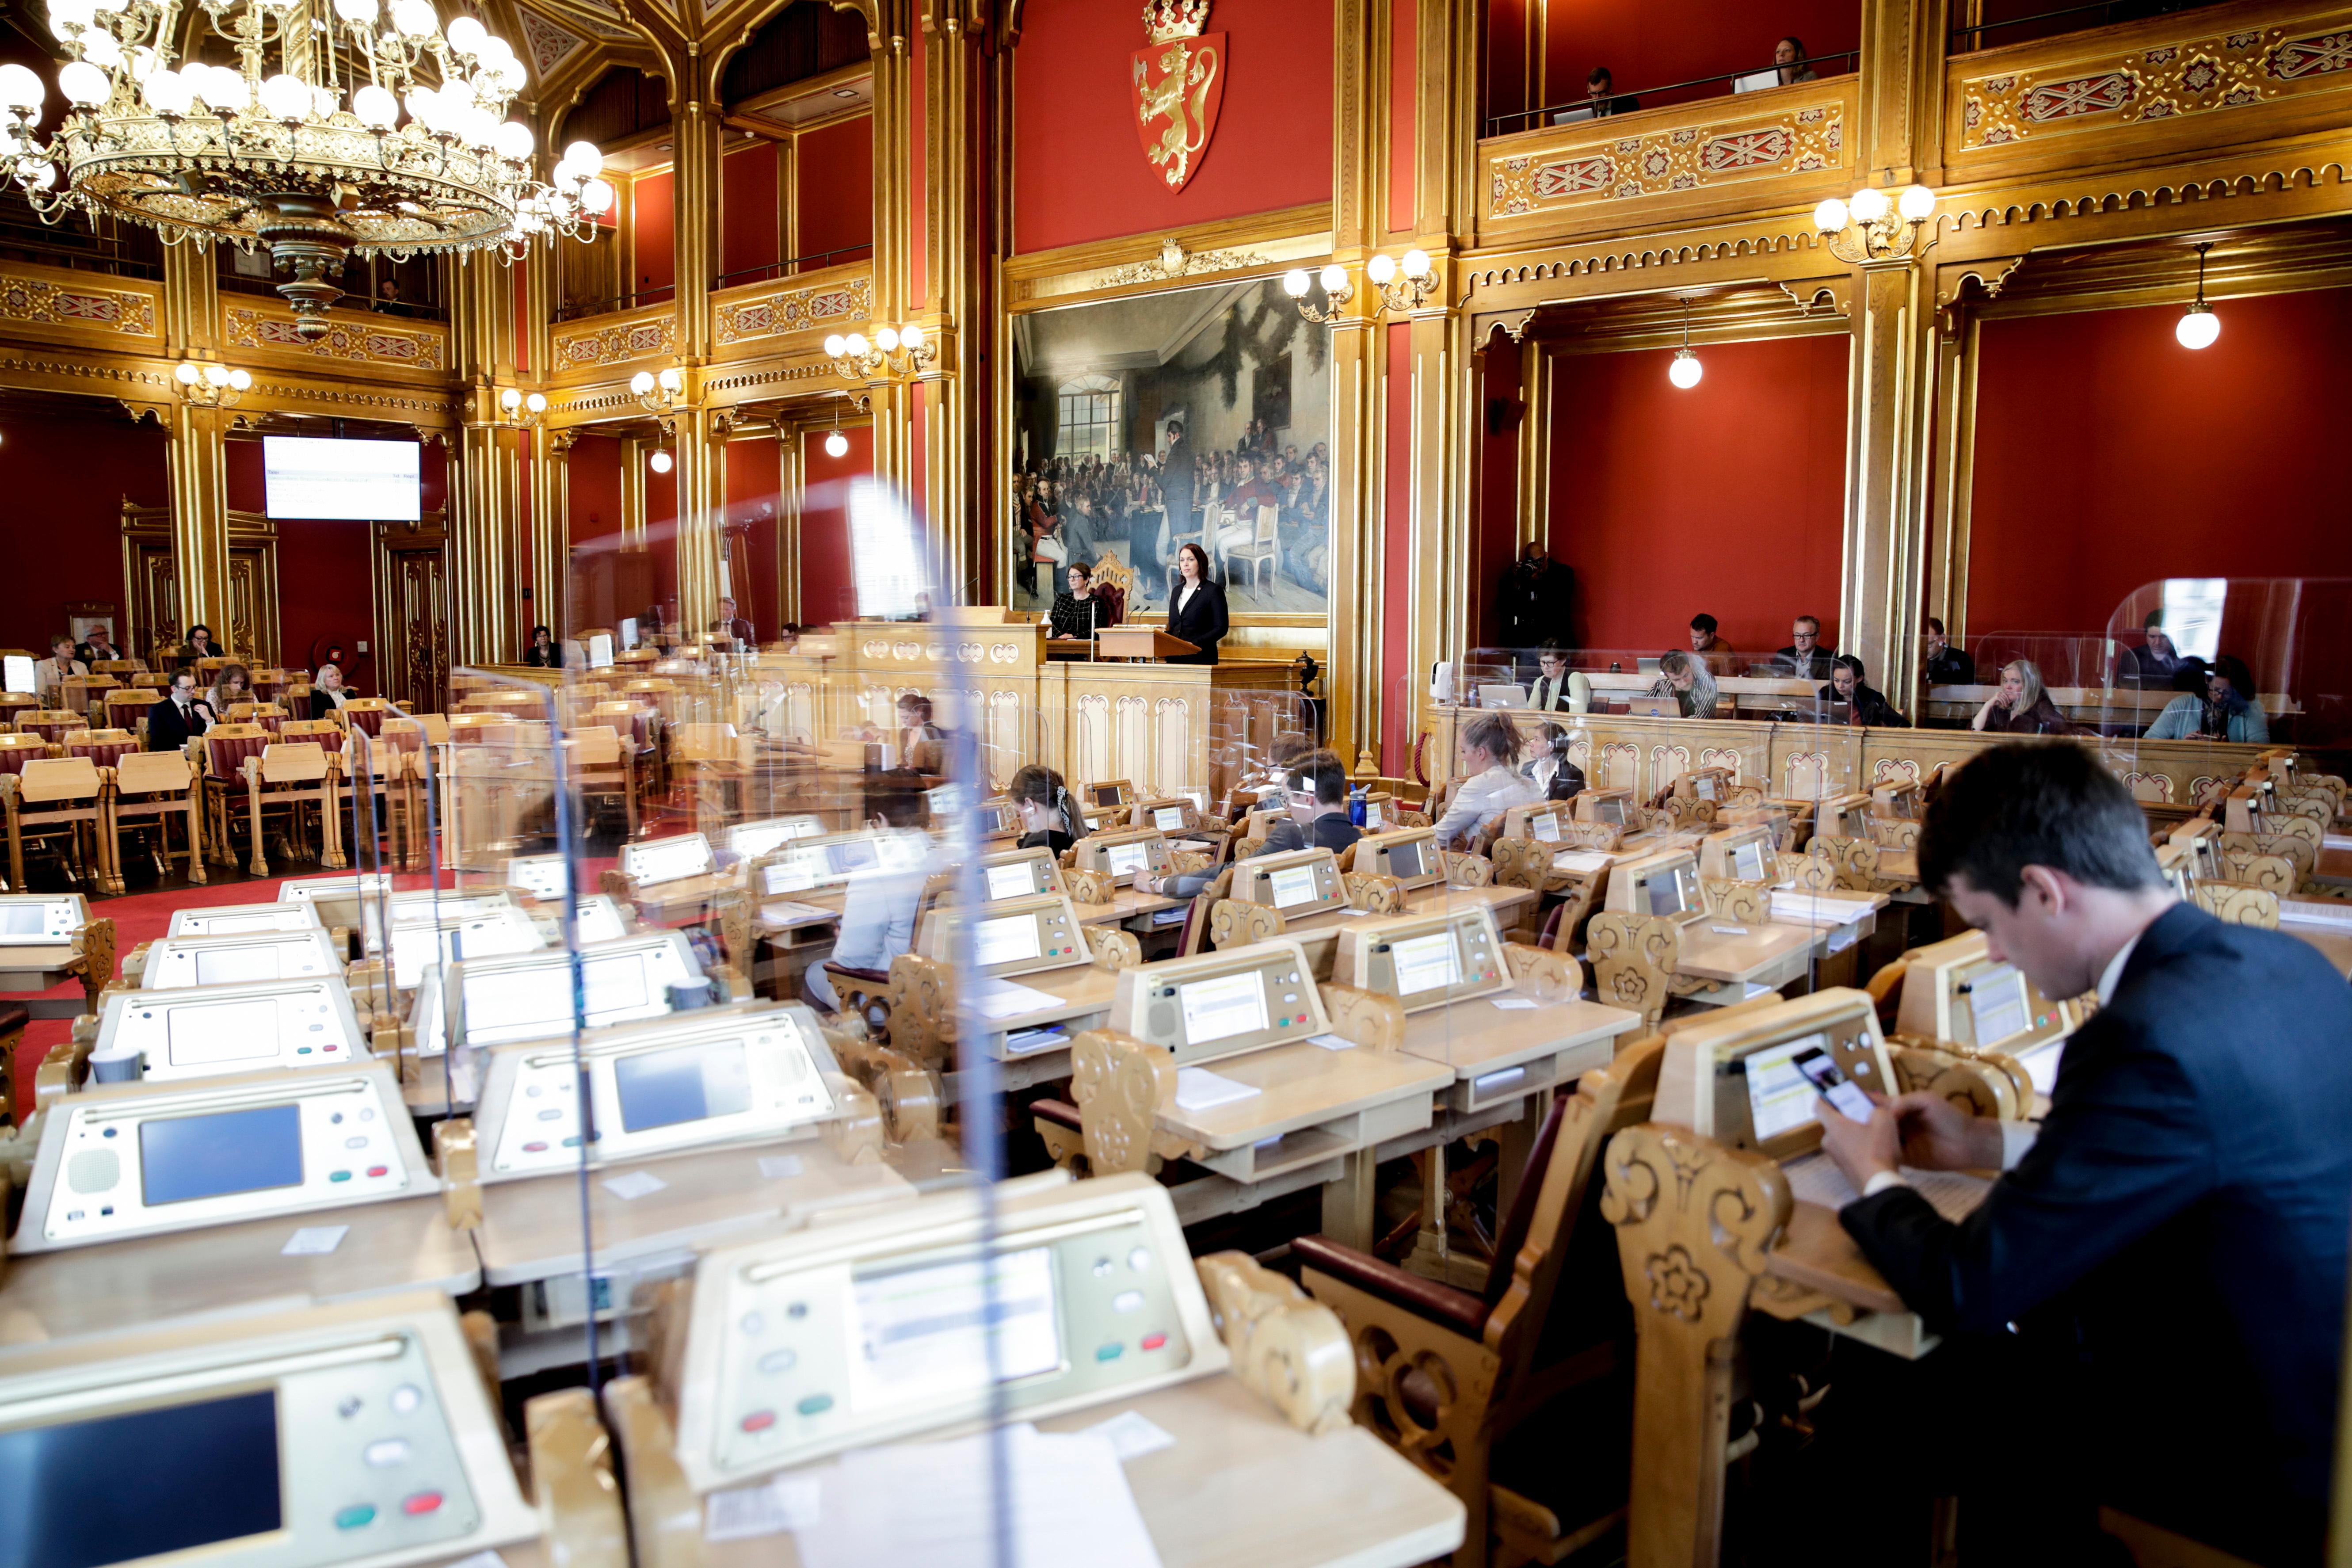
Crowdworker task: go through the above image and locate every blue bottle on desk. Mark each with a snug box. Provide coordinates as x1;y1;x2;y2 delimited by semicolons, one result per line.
1349;785;1367;826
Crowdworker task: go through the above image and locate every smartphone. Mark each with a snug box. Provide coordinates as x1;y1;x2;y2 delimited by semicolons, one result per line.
1795;1045;1874;1122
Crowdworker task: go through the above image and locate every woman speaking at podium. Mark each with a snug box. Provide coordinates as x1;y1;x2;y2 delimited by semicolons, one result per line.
1165;542;1228;665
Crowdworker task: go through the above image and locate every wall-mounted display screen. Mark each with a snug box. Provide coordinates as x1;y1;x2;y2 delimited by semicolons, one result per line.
262;435;421;521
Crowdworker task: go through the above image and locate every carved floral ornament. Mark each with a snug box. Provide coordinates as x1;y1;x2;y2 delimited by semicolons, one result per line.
1489;89;1850;219
1959;21;2352;149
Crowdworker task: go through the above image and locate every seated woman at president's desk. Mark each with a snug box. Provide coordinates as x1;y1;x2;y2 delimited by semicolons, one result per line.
1048;561;1121;641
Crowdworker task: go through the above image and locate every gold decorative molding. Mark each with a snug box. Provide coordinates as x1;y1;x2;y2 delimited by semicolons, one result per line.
713;271;874;346
1095;235;1269;288
1953;6;2352;153
1486;79;1854;223
0;269;158;338
225;303;448;370
552;306;679;372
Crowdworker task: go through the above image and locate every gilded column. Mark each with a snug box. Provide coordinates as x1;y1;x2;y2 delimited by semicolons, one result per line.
867;2;917;501
160;245;234;641
1325;0;1387;771
918;0;984;601
533;427;574;639
447;254;522;666
675;403;728;637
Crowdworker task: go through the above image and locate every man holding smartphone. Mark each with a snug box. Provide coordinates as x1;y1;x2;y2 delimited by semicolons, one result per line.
1812;744;2352;1566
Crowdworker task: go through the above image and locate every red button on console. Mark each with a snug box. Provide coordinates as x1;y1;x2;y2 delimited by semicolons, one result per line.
402;1492;444;1516
1140;1333;1168;1351
741;1410;778;1432
366;1166;388;1178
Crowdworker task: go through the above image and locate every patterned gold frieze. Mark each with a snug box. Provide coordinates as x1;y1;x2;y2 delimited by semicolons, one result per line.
1955;9;2352;149
225;303;446;370
1485;79;1853;221
0;268;157;338
552;307;678;371
713;271;872;346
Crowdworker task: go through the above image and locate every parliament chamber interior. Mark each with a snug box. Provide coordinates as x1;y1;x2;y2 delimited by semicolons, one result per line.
2;0;2352;1562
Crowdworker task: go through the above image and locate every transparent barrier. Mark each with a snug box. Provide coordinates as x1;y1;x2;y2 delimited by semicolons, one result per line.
1438;648;1840;723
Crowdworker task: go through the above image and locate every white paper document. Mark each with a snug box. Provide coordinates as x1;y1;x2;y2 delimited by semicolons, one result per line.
793;1423;1163;1568
762;900;837;926
1780;1152;1991;1225
1490;997;1540;1011
969;977;1060;1020
1770;891;1874;926
705;1473;822;1541
1080;1409;1178;1464
1174;1067;1262;1112
282;1224;350;1256
1003;1026;1070;1056
1307;1032;1355;1051
1554;850;1613;874
756;1154;804;1179
600;1169;668;1202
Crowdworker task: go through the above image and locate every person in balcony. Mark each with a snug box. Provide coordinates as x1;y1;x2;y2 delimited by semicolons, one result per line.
1773;35;1819;84
1567;66;1639;121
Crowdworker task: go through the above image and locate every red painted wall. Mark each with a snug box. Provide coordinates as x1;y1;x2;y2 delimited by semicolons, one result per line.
1381;322;1414;776
800;425;872;628
720;141;781;284
1546;333;1849;656
797;115;874;266
0;412;168;652
1488;0;1860;123
634;171;676;304
646;454;679;626
724;434;783;639
1476;335;1522;650
1011;0;1334;253
569;435;625;549
226;435;436;691
1968;289;2352;639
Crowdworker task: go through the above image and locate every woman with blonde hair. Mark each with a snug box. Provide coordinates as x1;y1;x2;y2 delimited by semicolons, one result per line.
1972;658;2077;735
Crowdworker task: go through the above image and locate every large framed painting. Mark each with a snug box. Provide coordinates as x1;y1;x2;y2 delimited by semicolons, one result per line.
1009;277;1332;624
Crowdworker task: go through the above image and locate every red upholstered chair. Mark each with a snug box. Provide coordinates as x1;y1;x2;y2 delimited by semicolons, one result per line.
227;702;289;734
200;723;276;874
0;692;38;730
340;697;401;737
15;711;84;752
69;728;139;772
0;734;46;778
103;689;152;746
250;668;290;702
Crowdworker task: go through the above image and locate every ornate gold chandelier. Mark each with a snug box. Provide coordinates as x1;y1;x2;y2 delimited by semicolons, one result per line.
0;0;614;336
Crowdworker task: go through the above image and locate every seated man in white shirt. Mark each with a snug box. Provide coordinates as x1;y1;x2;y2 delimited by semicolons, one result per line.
803;783;935;1013
1432;712;1539;850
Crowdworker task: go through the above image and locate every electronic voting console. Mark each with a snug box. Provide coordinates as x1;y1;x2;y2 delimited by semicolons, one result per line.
0;1293;542;1568
1352;828;1446;892
915;893;1090;980
728;815;825;860
1895;929;2075;1098
1654;988;1898;1161
975;845;1065;902
1700;824;1779;885
94;975;370;1083
759;829;930;894
137;927;345;989
409;930;705;1059
622;832;719;888
1106;939;1332;1068
14;1059;434;1251
168;901;326;938
669;1171;1224;1489
1575;788;1635;828
472;1003;843;1179
1086;778;1136;809
0;893;88;946
1330;905;1511;1012
1075;827;1174;888
1133;795;1203;835
277;871;398;931
380;906;545;989
1230;847;1351;916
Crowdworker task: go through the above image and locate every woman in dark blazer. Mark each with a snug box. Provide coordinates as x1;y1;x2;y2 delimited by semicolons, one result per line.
1165;542;1228;665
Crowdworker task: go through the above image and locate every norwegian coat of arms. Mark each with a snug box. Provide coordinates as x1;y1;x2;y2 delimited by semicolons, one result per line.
1131;0;1226;193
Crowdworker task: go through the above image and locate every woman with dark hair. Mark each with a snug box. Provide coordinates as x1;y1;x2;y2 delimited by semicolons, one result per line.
2147;654;2269;742
1008;763;1085;855
522;625;561;668
1526;721;1586;801
1166;542;1228;665
1774;35;1817;83
180;624;218;662
206;662;252;713
1050;561;1121;641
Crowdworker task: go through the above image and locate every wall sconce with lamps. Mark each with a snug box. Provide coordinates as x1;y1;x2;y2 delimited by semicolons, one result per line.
496;387;549;427
1283;250;1437;323
629;366;685;416
824;324;935;382
1813;181;1938;263
173;360;252;407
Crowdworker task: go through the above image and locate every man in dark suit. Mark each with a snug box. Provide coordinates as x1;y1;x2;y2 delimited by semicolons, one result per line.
1157;421;1195;569
1921;615;1975;686
1773;613;1836;680
146;670;212;751
1817;742;2352;1566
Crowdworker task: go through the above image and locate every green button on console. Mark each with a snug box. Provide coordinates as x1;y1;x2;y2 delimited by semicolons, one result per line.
796;1393;834;1416
334;1505;376;1530
329;1170;352;1182
1095;1343;1124;1362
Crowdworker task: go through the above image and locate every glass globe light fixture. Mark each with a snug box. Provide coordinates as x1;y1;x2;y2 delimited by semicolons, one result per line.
649;450;673;474
1669;348;1703;389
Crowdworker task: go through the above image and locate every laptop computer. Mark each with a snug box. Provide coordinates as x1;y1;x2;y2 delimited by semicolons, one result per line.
1477;683;1530;709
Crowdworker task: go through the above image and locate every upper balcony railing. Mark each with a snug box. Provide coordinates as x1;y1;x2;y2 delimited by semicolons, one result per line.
1948;0;2239;53
1482;50;1859;138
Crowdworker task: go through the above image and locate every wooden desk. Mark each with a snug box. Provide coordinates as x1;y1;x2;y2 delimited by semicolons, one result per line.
1398;993;1643;1116
2279;899;2352;979
1674;920;1820;996
0;940;103;1019
656;1374;1464;1568
1075;885;1189;928
0;1195;478;1345
1094;627;1199;661
473;1141;915;1287
1158;1039;1452;1247
969;963;1125;1091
